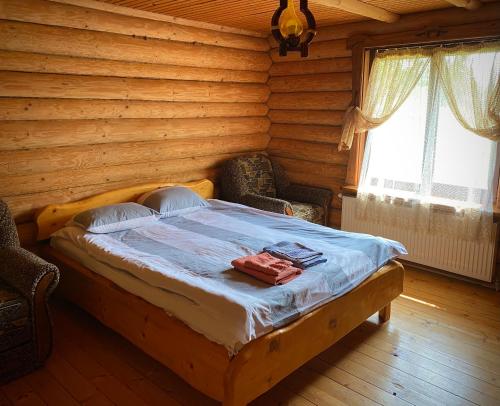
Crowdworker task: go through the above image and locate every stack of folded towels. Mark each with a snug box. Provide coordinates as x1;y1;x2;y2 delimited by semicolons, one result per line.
231;252;303;285
264;241;327;269
231;241;327;286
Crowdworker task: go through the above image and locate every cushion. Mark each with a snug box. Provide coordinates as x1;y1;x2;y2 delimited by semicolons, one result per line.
236;155;277;198
290;202;324;225
0;279;31;353
138;186;209;217
70;202;159;233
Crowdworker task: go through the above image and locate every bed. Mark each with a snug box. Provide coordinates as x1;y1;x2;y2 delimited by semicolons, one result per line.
36;179;405;405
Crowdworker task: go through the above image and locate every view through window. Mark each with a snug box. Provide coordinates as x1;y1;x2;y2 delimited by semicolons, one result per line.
360;46;498;210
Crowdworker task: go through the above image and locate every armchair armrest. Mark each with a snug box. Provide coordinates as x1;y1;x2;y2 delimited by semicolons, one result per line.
240;193;293;215
0;247;59;302
280;184;333;208
0;247;60;361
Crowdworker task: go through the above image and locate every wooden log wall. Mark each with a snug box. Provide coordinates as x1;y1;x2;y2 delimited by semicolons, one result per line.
0;0;271;246
267;2;500;231
267;39;352;228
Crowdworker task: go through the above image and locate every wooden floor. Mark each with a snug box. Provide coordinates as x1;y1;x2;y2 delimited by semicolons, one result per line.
1;267;500;406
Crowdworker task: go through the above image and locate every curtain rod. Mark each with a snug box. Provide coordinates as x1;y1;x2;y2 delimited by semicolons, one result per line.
376;37;500;53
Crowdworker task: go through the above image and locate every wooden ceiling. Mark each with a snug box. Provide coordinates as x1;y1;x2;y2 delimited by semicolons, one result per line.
98;0;459;32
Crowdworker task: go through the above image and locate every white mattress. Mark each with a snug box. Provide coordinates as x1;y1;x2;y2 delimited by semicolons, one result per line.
51;200;406;354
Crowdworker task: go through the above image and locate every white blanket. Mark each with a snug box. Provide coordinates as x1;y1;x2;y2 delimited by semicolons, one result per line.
51;200;406;354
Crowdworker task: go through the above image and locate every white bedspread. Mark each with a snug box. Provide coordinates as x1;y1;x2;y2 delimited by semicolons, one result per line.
51;200;406;354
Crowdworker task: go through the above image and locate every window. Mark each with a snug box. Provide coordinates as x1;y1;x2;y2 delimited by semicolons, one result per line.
360;46;499;210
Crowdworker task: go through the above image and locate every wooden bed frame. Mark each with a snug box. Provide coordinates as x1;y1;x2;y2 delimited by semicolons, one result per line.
36;179;404;405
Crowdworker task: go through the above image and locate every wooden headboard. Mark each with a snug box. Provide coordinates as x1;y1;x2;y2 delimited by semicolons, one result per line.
35;179;215;241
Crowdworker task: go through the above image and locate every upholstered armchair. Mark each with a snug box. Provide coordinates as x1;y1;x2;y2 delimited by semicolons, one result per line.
221;154;332;225
0;200;59;383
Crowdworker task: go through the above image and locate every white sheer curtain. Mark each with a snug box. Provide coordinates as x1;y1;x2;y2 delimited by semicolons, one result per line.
434;42;500;140
353;42;500;243
339;49;431;151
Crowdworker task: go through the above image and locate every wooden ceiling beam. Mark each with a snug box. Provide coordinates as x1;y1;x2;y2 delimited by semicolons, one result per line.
443;0;482;10
311;0;400;23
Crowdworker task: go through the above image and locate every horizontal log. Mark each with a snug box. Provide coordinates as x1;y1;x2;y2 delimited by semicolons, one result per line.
1;132;270;176
318;1;399;23
267;138;349;165
0;50;268;83
0;117;271;150
0;135;269;195
0;0;269;51
268;92;352;110
0;99;268;121
273;156;347;185
270;124;341;144
314;2;500;42
270;40;351;62
268;110;344;126
268;73;352;93
0;21;271;71
6;166;222;223
0;72;270;103
350;20;500;49
268;161;347;218
269;58;352;76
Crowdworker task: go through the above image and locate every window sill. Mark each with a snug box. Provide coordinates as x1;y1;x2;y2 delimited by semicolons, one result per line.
341;185;500;223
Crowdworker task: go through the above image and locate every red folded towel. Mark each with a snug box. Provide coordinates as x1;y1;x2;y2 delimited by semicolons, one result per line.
244;252;293;275
231;256;303;285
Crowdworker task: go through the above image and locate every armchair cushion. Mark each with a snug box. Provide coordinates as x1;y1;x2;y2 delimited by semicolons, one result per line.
230;155;277;198
239;155;276;197
289;202;324;225
0;279;31;353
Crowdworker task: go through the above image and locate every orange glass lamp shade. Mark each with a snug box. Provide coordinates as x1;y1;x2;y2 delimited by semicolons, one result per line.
271;0;316;57
279;0;304;37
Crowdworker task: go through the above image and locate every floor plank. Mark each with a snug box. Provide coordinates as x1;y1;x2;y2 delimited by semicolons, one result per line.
1;267;499;405
23;369;78;406
1;379;46;406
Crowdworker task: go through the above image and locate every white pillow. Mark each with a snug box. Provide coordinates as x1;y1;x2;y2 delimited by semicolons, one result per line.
138;186;209;217
69;202;160;233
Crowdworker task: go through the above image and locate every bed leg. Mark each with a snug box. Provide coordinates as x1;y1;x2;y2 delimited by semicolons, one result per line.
378;303;391;323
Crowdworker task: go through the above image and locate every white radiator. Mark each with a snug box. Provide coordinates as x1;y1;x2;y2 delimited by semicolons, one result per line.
341;196;496;282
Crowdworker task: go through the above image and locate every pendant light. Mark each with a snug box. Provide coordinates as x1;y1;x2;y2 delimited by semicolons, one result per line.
271;0;316;57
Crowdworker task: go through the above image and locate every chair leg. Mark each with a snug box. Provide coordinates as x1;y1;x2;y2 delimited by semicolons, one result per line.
378;303;391;323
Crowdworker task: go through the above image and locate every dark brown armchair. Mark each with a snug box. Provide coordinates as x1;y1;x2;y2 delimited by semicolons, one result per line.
0;200;59;383
221;154;332;225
